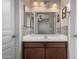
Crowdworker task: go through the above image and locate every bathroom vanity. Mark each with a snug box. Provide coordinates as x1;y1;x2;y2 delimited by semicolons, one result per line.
22;11;68;59
22;34;68;59
22;42;67;59
22;4;68;59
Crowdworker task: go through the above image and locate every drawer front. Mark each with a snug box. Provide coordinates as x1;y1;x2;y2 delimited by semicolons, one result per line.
46;42;66;47
23;43;44;47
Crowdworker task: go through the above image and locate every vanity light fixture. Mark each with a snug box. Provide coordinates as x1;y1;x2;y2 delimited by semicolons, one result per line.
33;1;45;7
51;3;58;12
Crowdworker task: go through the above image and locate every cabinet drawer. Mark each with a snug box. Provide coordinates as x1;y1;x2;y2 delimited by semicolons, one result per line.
46;42;66;47
23;43;44;47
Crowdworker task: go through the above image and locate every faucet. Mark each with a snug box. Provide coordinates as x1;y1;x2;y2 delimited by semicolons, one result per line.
44;34;48;38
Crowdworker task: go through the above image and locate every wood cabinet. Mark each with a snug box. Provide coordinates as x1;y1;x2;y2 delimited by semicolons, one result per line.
24;48;44;59
46;48;66;59
22;42;67;59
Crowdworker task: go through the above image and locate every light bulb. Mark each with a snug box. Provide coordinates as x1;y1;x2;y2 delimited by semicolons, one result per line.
51;3;58;12
25;6;28;12
40;2;44;6
33;1;38;6
66;3;70;11
52;3;57;8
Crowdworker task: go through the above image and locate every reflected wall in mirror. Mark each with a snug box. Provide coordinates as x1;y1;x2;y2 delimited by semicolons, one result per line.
37;13;56;34
24;12;34;34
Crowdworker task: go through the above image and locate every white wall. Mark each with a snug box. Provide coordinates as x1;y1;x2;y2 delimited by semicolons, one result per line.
57;0;70;35
61;0;69;27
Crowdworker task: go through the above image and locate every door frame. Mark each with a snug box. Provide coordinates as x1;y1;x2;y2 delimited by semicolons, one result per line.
14;0;77;59
68;0;77;59
14;0;23;59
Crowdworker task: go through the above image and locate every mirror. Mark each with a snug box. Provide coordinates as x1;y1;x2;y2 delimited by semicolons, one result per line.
24;12;63;35
23;0;69;36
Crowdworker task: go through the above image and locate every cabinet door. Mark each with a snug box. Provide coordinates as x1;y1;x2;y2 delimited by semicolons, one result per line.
46;48;67;59
24;48;44;59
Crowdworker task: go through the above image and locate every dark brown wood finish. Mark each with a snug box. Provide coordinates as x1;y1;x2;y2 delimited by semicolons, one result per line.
46;48;66;59
22;42;67;59
23;43;44;48
46;42;66;47
24;48;44;59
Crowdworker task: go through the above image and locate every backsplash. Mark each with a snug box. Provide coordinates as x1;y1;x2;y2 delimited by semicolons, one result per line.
61;26;68;35
23;26;34;35
23;27;29;35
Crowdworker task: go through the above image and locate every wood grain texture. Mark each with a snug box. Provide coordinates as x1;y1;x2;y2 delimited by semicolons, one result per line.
24;48;44;59
46;42;66;47
46;48;66;59
24;43;44;47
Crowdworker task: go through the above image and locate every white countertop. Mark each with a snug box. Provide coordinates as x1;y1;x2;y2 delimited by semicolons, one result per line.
22;34;68;42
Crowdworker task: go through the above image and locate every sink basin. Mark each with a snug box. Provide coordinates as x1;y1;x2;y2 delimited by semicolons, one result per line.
23;34;68;42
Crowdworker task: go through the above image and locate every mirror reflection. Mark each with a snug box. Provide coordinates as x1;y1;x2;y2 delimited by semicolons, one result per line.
24;11;68;35
23;0;69;36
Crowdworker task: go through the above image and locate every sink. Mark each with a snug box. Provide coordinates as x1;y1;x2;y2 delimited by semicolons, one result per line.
23;34;68;42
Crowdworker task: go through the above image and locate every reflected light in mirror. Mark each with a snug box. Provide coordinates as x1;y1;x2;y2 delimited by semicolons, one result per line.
25;6;28;11
33;1;38;7
51;3;58;12
40;2;44;7
66;3;70;11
